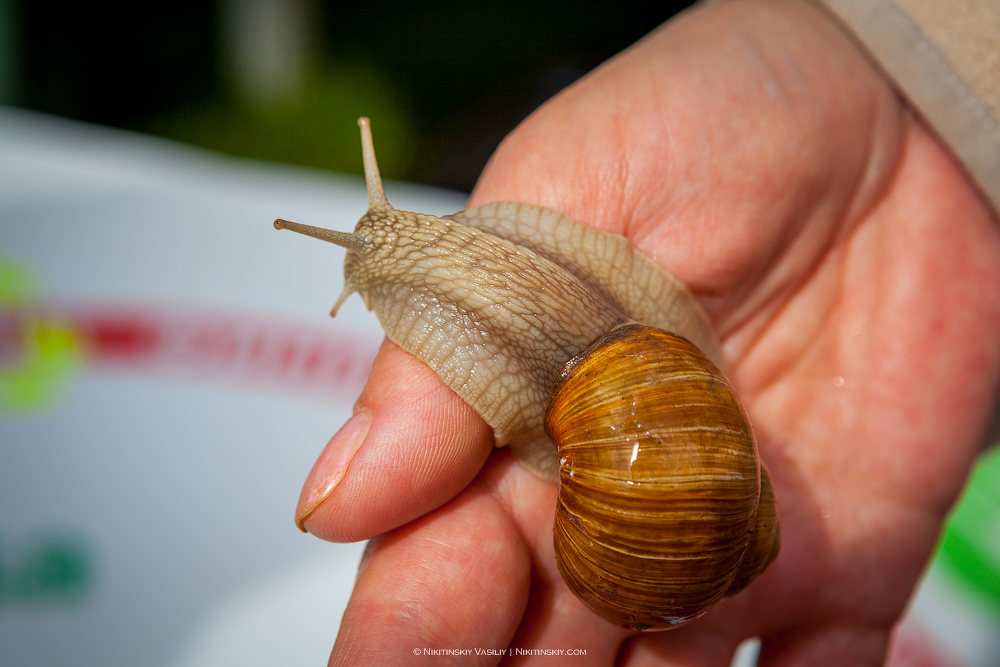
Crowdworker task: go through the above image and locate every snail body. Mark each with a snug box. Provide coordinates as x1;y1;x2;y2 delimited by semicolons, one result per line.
274;118;779;630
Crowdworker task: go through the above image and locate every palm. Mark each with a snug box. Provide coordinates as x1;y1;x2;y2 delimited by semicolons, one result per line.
305;2;1000;665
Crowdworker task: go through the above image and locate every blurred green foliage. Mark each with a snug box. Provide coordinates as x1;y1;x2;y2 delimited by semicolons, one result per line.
12;1;694;192
149;64;416;179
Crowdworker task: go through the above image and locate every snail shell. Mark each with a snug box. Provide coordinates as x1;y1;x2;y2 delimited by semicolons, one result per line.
274;118;779;630
547;324;779;628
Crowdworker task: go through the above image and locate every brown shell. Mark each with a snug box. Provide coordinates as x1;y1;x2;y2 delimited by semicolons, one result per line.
727;464;780;596
545;323;777;630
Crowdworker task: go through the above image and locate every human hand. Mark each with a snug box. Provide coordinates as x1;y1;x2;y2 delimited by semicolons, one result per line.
297;0;1000;664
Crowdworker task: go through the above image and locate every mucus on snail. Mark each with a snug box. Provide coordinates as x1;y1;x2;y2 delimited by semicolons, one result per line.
274;117;780;631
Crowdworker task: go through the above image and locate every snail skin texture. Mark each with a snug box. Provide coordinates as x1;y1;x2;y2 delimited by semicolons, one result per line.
274;118;780;630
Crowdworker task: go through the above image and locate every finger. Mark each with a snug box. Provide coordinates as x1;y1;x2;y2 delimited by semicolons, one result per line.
297;338;494;542
329;476;531;666
469;459;631;665
757;624;891;666
505;586;629;666
619;630;743;667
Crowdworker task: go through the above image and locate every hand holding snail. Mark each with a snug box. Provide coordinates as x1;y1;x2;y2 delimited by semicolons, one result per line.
278;117;780;629
282;1;1000;663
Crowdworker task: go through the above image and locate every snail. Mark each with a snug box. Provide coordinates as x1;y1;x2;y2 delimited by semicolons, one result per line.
274;118;780;630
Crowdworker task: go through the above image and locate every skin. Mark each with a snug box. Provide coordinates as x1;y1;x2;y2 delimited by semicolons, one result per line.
295;0;1000;664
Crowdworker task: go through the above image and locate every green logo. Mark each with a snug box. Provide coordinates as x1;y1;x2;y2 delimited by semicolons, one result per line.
0;532;94;605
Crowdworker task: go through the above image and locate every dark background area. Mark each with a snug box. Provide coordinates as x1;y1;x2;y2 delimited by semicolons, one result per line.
5;0;694;193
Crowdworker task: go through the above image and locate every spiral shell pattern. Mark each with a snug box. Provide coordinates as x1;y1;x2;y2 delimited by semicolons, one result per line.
545;323;773;629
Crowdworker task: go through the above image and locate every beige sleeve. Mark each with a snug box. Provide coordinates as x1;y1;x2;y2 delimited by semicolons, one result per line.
810;0;1000;215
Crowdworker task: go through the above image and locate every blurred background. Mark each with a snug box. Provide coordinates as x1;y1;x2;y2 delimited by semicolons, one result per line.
1;1;999;666
2;0;692;193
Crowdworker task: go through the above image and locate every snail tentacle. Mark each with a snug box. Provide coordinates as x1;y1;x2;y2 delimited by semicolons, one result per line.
274;218;367;253
357;117;389;210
